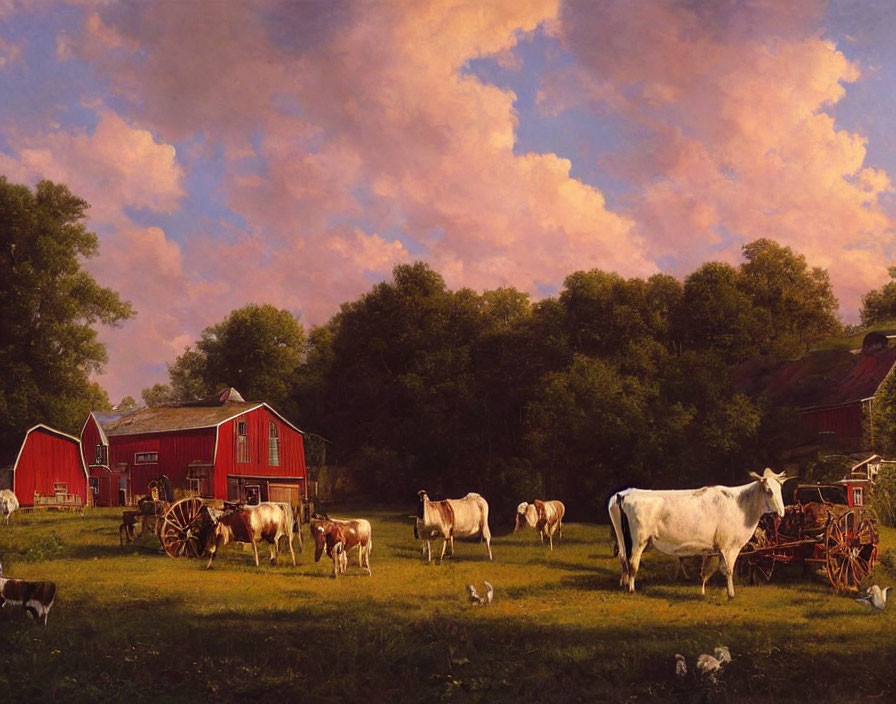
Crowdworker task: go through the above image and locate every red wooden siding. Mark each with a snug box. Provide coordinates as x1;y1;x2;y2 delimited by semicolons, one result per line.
800;402;864;448
13;426;88;506
212;406;306;499
108;428;217;497
81;414;106;468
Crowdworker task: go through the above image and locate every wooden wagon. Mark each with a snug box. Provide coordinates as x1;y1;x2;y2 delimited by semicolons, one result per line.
737;482;879;592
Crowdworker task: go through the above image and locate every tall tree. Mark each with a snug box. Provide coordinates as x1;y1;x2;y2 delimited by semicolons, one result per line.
739;238;841;357
0;177;133;460
860;266;896;327
159;304;306;414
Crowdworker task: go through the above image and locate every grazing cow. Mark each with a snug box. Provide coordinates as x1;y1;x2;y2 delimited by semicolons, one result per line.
310;516;372;575
206;502;297;569
0;560;56;626
514;500;565;550
0;490;19;526
608;468;787;598
416;490;492;563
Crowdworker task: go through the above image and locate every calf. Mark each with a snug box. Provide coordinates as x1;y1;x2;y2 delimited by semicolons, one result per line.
311;519;348;578
206;503;297;569
0;561;56;626
514;500;565;551
310;516;372;575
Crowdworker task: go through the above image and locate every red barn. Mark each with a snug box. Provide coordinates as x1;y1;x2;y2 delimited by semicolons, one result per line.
12;425;89;508
81;388;307;507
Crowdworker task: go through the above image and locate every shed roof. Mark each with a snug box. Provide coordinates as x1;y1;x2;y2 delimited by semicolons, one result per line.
733;346;896;411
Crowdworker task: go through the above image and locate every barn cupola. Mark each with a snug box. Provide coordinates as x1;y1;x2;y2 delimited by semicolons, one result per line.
217;387;246;404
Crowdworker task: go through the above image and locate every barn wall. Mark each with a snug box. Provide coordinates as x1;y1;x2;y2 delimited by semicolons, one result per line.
800;402;864;449
13;429;87;506
108;428;217;498
213;406;306;500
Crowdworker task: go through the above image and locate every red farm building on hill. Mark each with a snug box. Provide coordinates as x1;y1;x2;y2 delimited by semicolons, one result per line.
12;425;89;508
80;388;307;507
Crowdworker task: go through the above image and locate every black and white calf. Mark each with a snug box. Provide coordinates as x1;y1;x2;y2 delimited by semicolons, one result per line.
0;560;57;626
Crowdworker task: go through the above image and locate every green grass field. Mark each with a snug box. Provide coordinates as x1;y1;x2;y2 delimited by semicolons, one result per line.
0;507;894;703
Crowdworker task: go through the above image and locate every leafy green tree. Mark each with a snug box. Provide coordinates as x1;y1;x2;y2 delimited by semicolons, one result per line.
163;304;306;413
141;383;177;407
860;266;896;326
0;177;132;460
739;238;841;357
116;396;139;412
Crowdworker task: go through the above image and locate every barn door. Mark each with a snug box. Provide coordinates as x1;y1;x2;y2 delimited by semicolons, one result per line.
268;483;299;505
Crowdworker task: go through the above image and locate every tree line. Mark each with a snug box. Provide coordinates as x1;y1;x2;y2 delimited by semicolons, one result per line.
7;176;896;519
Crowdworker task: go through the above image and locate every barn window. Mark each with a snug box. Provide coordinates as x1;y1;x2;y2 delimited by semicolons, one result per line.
187;467;211;498
94;444;108;465
236;420;249;463
853;487;864;506
268;422;280;466
134;451;158;464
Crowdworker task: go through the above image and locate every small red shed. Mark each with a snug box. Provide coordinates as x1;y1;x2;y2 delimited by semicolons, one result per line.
12;425;89;508
81;388;308;507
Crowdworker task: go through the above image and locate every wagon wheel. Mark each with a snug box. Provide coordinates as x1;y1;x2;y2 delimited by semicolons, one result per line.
824;509;879;593
159;497;208;558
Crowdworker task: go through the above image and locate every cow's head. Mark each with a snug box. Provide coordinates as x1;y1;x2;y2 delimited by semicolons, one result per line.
749;467;787;517
311;521;327;562
417;490;429;519
514;502;536;532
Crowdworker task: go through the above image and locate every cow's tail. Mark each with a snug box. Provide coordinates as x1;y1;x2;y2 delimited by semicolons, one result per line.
608;492;632;561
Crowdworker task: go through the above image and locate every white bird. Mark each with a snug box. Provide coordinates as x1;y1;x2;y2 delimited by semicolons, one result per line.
855;585;891;611
483;581;494;605
674;654;687;679
466;584;483;605
696;653;722;682
713;645;731;665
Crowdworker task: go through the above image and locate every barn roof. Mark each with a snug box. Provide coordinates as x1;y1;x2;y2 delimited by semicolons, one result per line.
93;389;303;437
732;345;896;411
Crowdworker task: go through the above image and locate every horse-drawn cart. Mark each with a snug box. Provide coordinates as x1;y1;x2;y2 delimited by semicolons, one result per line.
737;483;879;592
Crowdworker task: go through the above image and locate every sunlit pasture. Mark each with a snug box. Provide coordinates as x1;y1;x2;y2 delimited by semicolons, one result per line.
0;507;893;703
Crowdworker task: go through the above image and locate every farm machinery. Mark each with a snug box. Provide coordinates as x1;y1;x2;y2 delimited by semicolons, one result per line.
737;482;879;593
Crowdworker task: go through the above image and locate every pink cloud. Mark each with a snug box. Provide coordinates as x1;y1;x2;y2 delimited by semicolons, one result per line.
551;0;895;317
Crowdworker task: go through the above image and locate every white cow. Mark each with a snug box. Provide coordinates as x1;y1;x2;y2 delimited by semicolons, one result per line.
608;468;787;598
514;500;565;550
0;490;19;526
416;490;492;563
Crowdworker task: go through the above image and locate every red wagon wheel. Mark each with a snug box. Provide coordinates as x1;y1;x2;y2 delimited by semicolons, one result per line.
159;497;208;559
824;509;879;593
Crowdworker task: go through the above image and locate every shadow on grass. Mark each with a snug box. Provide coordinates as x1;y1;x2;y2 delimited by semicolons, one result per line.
4;591;893;704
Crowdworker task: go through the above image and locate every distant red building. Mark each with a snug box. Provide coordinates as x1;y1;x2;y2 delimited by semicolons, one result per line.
81;388;307;507
734;332;896;452
12;425;89;507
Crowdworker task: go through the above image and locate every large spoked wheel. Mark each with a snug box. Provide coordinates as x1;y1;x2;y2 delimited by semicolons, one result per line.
824;509;879;593
159;497;208;558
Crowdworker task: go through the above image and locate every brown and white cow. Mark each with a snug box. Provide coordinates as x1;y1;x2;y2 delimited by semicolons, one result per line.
514;500;565;551
206;502;297;569
310;518;348;578
0;560;56;626
310;515;372;576
416;491;492;563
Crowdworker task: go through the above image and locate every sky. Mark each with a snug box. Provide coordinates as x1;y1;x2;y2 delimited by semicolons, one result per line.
2;0;896;403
